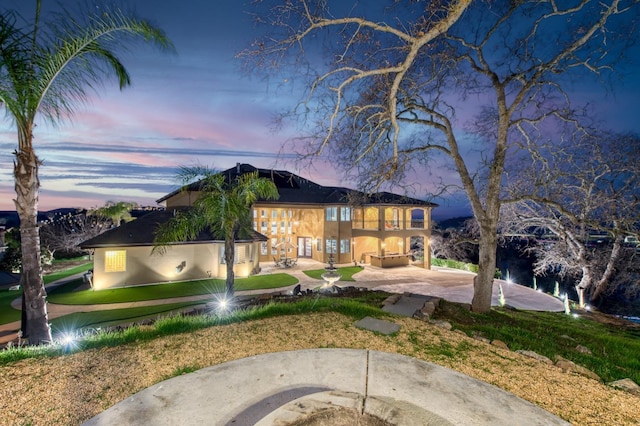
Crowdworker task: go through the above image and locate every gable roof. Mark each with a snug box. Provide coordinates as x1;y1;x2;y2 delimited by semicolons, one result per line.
80;209;267;249
157;163;438;207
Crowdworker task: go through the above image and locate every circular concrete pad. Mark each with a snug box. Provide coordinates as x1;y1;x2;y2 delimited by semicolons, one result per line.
83;349;570;426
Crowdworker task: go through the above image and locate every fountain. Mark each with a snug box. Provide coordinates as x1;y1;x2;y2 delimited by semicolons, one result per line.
320;254;341;292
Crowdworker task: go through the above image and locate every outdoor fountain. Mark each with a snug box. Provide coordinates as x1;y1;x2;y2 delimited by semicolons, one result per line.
320;254;341;291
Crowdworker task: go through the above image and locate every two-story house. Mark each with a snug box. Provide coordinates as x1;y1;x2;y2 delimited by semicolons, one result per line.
81;163;436;290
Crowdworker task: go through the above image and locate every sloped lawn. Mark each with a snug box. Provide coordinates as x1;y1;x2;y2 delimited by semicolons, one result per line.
47;273;299;305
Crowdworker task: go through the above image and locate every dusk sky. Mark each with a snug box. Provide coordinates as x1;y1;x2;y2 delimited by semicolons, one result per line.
1;1;639;221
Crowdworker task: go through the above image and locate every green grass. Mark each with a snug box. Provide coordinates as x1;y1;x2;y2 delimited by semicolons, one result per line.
0;290;21;324
47;273;298;305
0;297;391;365
43;262;93;284
0;262;94;324
2;292;639;388
49;301;206;333
433;300;640;384
303;266;363;281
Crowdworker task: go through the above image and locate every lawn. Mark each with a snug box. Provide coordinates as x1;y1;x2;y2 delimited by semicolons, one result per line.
47;273;299;305
43;262;93;284
0;290;21;324
433;300;640;384
303;266;363;281
50;301;207;334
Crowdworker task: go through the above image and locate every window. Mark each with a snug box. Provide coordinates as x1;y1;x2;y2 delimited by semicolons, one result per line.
325;239;337;254
261;221;268;233
271;238;278;255
326;207;337;221
261;241;268;255
236;246;246;264
220;247;226;264
253;221;258;231
340;239;350;254
280;221;286;234
261;209;267;218
253;209;257;218
281;210;286;218
272;210;278;218
271;221;277;235
340;207;351;221
316;238;322;252
104;250;126;272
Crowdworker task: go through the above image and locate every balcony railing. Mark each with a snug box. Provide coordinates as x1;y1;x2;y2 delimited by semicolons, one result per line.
351;220;426;230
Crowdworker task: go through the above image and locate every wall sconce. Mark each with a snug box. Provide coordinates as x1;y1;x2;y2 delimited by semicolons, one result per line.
176;261;186;273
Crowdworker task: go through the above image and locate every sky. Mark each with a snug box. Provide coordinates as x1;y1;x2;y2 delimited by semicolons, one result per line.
0;1;638;221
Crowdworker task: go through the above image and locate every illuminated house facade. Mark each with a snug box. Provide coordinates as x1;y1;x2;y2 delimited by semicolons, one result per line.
81;163;436;290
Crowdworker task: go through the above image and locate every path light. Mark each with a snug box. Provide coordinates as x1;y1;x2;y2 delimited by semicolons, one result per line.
498;283;505;307
532;276;537;291
562;294;571;315
553;281;560;297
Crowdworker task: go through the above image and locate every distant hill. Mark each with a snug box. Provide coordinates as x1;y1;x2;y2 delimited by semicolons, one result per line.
435;216;473;229
0;208;88;228
0;207;162;229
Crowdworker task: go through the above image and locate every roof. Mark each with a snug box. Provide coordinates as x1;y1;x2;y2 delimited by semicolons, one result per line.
0;271;20;288
80;209;267;249
157;163;438;207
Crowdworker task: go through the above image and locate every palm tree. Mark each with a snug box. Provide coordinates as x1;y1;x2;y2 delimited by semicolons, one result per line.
0;1;173;344
153;167;279;299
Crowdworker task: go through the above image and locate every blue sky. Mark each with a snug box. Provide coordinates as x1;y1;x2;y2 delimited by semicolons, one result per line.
0;1;638;221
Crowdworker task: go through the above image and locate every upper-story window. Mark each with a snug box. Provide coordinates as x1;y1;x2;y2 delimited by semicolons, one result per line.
340;207;351;221
326;207;338;221
271;210;278;218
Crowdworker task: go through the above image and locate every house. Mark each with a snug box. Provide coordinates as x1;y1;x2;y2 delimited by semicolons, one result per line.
81;163;437;290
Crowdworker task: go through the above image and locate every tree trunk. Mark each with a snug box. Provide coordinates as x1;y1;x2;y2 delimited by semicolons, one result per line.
576;266;592;307
224;237;235;299
590;235;623;303
471;224;498;312
14;144;51;345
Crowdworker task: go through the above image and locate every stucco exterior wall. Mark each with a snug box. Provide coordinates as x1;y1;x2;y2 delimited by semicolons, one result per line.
92;242;260;290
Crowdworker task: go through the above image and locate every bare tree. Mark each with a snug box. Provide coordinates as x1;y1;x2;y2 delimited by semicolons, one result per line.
502;132;640;307
39;211;111;260
431;218;479;264
241;0;637;312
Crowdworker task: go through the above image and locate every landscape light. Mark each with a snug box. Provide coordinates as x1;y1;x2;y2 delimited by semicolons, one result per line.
218;298;228;311
59;332;78;351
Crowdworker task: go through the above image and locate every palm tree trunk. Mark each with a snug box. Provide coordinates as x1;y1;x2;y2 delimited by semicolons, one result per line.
224;237;235;299
14;144;51;345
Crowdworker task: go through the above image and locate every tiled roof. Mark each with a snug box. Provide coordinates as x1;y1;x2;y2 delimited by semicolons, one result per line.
80;209;267;249
157;163;438;207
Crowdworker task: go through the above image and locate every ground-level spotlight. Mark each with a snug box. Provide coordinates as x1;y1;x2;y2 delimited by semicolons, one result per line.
58;331;78;351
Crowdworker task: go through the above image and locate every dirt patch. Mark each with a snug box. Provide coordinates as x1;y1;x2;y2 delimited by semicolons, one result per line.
289;407;391;426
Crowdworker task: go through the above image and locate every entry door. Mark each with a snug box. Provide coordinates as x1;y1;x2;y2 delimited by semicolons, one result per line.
297;237;312;257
